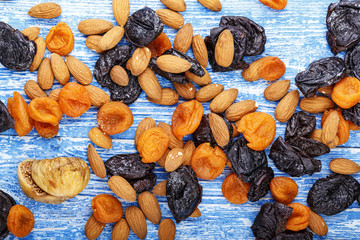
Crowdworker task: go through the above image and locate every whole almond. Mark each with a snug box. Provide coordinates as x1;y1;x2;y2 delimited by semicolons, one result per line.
138;68;162;100
157;149;170;168
182;141;195;165
48;88;61;101
215;29;234;67
24;80;47;100
51;53;70;85
156;9;184;29
125;206;147;239
157;122;183;149
89;127;113;149
135;117;157;148
110;65;129;86
173;81;196;100
87;144;106;178
129;47;152;76
173;23;193;53
113;0;130;26
165;148;185;172
190;208;201;218
157;55;191;73
78;19;114;35
209;113;230;147
196;84;224;102
21;27;40;41
185;67;211;86
329;158;360;174
152;180;167;196
264;80;291;101
327;135;339;149
232;123;240;138
321;110;340;145
108;176;137;202
147;88;179;105
85;35;105;54
158;219;176;240
197;0;222;11
85;214;106;240
65;55;93;85
112;218;129;240
274;90;300;123
225;100;258;121
85;85;111;108
310;129;322;142
98;26;124;51
138;191;161;224
210;88;238;113
317;85;334;96
300;96;335;113
28;3;61;19
192;35;208;67
30;37;45;72
37;57;54;90
160;0;186;12
309;210;328;236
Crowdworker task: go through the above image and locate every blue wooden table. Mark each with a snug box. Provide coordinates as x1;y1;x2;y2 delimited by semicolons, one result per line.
1;0;360;239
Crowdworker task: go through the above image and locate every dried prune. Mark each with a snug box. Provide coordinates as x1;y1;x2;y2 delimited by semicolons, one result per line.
125;7;163;47
148;57;187;84
251;202;293;240
166;166;202;223
227;137;268;183
295;57;346;98
345;44;360;79
269;137;321;177
128;172;156;193
192;114;216;147
164;48;205;77
326;0;360;54
288;137;330;157
0;22;36;70
247;167;274;202
285;111;316;141
274;230;313;240
0;100;14;133
109;72;142;104
307;174;360;216
0;190;16;239
342;103;360;126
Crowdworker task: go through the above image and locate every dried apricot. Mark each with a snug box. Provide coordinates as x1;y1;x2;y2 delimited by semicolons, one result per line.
332;77;360;109
222;173;251;204
28;97;62;126
34;121;59;138
91;194;123;223
137;127;170;163
171;100;204;140
286;203;310;231
45;22;74;56
58;82;91;118
237;112;276;151
270;177;298;205
146;32;172;57
7;91;33;136
349;121;360;131
7;205;35;238
258;56;286;81
321;109;350;145
259;0;287;10
191;143;227;180
97;101;134;135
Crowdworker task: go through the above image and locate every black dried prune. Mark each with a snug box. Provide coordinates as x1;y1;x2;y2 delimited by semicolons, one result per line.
166;165;202;223
0;22;36;71
342;103;360;126
288;137;330;157
148;57;187;84
285;111;316;141
227;137;268;183
109;71;142;104
345;44;360;79
251;202;293;240
125;7;163;47
269;137;321;177
0;190;16;239
307;174;360;216
164;48;205;77
247;167;274;202
0;100;14;133
192;114;216;147
295;57;346;98
274;229;313;240
128;172;156;193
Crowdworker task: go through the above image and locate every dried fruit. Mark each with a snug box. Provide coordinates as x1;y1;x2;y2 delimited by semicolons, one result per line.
345;44;360;79
342;103;360;127
192;35;208;67
192;114;217;147
147;32;172;58
210;88;238;113
37;57;54;90
222;173;251;204
7;91;33;136
247;167;274;202
50;53;70;85
286;203;310;232
300;96;335;113
65;55;93;85
135;118;157;148
285;111;316;141
125;206;147;239
274;230;313;239
78;19;113;35
98;26;124;51
138;68;162;100
84;214;106;240
147;88;179;105
88;127;113;149
58;82;91;117
259;57;286;81
270;177;298;205
329;158;360;175
113;0;130;26
157;122;183;149
112;218;129;240
0;190;16;239
160;0;186;11
260;0;287;10
84;85;111;108
21;26;40;41
138;191;161;224
24;80;47;100
46;22;74;56
91;194;123;223
332;77;360;109
28;97;62;126
34;121;59;138
197;0;222;11
137;127;170;163
196;84;223;102
264;80;290;102
29;36;46;72
87;144;106;178
108;176;137;202
0;100;15;133
309;210;328;236
158;219;176;240
28;3;61;19
7;205;34;238
288;136;330;158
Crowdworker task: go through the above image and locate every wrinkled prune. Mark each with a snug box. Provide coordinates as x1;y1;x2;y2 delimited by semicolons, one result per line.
342;103;360;126
285;112;316;141
295;57;346;98
345;44;360;79
326;0;360;54
227;137;268;183
164;48;205;77
0;22;36;70
247;167;274;202
109;72;142;104
251;202;293;240
269;137;321;177
125;7;163;47
0;100;15;133
0;190;16;239
307;174;360;216
192;114;216;147
274;229;313;240
148;57;187;83
166;166;202;223
288;137;330;157
128;172;157;193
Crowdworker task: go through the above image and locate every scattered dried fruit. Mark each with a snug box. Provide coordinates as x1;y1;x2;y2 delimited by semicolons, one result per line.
28;97;62;126
91;194;123;223
137;127;170;163
7;205;34;238
7;91;33;136
286;203;310;232
259;0;287;10
222;173;250;204
46;22;74;56
332;77;360;109
270;177;298;205
59;82;91;117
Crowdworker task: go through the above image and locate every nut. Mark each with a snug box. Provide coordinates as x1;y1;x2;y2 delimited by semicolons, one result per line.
108;176;137;202
317;85;333;96
78;19;113;35
165;148;185;172
242;58;263;82
21;27;40;41
98;26;124;51
84;214;106;240
173;81;196;100
37;57;54;90
29;37;46;72
147;88;179;105
209;112;230;147
155;9;184;29
300;96;335;113
270;176;298;205
152;180;167;196
197;0;222;11
125;206;147;239
321;110;339;145
225;100;258;121
190;208;201;218
185;66;211;86
196;84;224;102
28;3;61;19
157;55;191;73
65;55;93;85
138;191;161;224
112;218;130;240
160;0;186;12
182;140;195;165
210;88;238;113
135;117;157;149
264;80;290;101
192;35;208;67
110;65;129;86
309;210;328;236
85;35;105;54
215;29;234;67
138;68;162;100
88;127;113;149
158;219;176;240
24;80;47;100
48;88;61;101
128;47;151;76
84;85;111;108
113;0;130;26
274;90;299;123
329;158;360;175
51;53;70;85
157;122;183;149
173;23;193;53
87;144;106;178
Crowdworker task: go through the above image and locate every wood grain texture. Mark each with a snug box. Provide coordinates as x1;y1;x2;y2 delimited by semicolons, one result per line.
0;0;359;239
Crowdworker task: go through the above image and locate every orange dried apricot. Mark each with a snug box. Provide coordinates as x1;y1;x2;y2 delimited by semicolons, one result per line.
331;77;360;109
171;100;204;140
45;22;74;56
28;97;62;126
97;101;134;135
91;194;123;223
191;143;227;180
58;82;91;118
270;176;298;205
259;0;287;10
7;205;35;238
258;56;286;81
147;32;172;58
286;203;310;232
237;112;276;151
222;173;251;204
137;127;170;163
348;121;360;131
7;91;33;136
321;109;350;145
34;121;59;138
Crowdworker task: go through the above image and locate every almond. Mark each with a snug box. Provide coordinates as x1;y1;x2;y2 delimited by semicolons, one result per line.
242;58;266;82
84;85;111;108
327;135;339;149
155;9;184;29
138;191;161;224
190;207;201;218
108;176;137;202
210;88;238;113
85;35;105;54
135;117;157;148
232;123;240;138
28;3;61;19
125;206;147;239
147;88;179;105
215;29;234;67
173;81;196;100
264;80;291;101
300;96;335;113
48;88;61;101
87;144;106;178
37;57;54;90
225;100;258;121
21;27;40;41
128;47;152;76
182;140;195;165
160;0;186;12
274;90;299;123
329;158;360;175
158;219;176;240
310;129;322;142
157;122;183;149
110;65;129;86
65;55;93;85
157;55;191;73
209;112;230;147
173;23;193;53
196;84;224;102
113;0;130;26
78;19;113;35
24;80;47;100
317;85;333;96
88;127;113;149
321;110;340;145
197;0;222;11
185;67;211;86
112;218;130;240
192;35;208;67
84;214;106;240
98;26;124;51
137;68;162;100
51;53;70;85
309;210;328;236
152;180;167;196
165;148;185;172
157;149;170;168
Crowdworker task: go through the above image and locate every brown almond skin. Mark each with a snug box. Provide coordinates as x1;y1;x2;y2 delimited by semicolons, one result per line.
37;57;54;90
192;35;208;67
210;88;238;113
85;214;106;240
21;27;40;41
98;26;124;51
158;219;176;240
157;122;183;149
215;29;234;67
155;9;184;29
321;110;339;145
157;149;170;168
85;35;105;54
190;208;202;218
88;127;113;149
329;158;360;174
173;23;193;53
125;206;147;240
135;117;157;148
309;210;328;236
108;176;137;202
274;90;300;123
28;3;61;19
128;47;151;76
29;37;46;72
78;19;114;35
138;68;162;100
165;148;185;172
157;55;191;73
110;65;129;86
138;191;161;224
152;180;167;196
225;100;258;121
87;144;106;178
65;55;93;85
264;80;291;101
317;85;333;96
300;96;335;113
113;0;130;26
24;80;47;100
196;84;224;102
160;0;186;12
85;85;111;108
182;140;195;165
48;88;61;101
51;53;70;85
112;218;130;240
242;58;263;82
209;113;230;147
185;67;211;86
173;81;196;100
197;0;222;11
147;88;179;105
